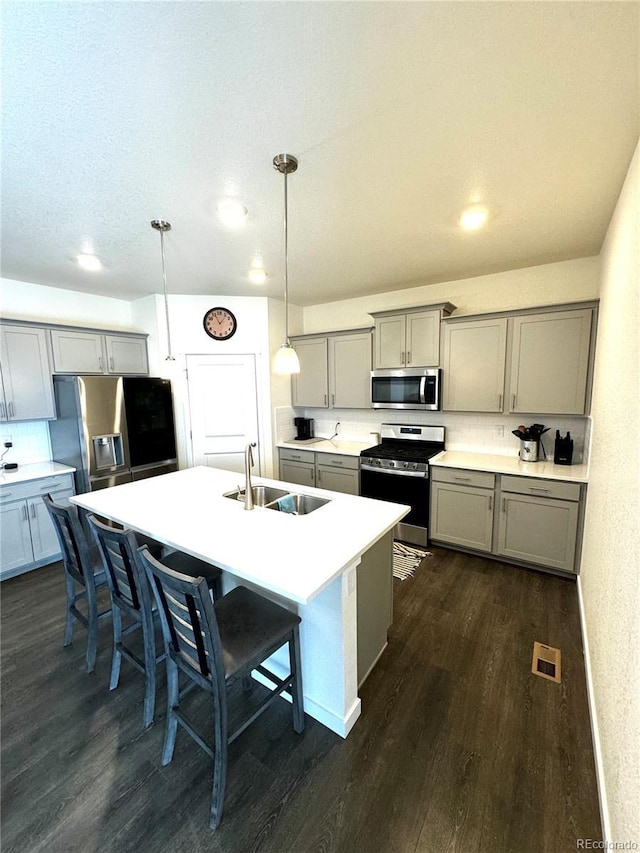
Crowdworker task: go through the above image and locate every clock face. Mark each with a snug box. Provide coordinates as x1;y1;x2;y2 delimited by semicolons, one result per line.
203;307;237;341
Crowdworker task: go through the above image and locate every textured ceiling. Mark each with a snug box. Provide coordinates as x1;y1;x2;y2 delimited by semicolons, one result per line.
2;2;639;306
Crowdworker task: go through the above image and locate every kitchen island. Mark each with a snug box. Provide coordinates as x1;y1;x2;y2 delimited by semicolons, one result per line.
71;466;409;737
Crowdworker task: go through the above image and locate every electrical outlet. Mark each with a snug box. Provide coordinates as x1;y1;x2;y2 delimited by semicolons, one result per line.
495;425;505;438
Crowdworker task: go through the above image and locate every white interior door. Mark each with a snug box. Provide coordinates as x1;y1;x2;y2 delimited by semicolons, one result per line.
186;354;260;475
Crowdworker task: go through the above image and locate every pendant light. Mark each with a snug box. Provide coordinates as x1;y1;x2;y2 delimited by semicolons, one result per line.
150;219;175;361
272;153;300;375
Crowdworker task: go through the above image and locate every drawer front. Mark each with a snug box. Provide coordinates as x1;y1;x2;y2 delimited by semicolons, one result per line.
279;448;316;464
0;473;75;504
317;453;359;470
431;467;495;489
500;475;581;502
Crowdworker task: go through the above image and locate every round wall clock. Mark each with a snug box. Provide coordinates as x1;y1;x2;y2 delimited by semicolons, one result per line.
203;307;237;341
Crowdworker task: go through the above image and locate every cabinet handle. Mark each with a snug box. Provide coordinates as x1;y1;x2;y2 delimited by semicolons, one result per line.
0;492;14;498
31;503;37;519
488;495;493;511
401;351;405;364
290;454;301;460
331;394;335;406
333;460;343;466
453;476;471;481
40;483;61;490
98;356;103;371
512;394;516;410
407;351;411;364
0;401;5;419
502;498;506;513
324;394;327;406
109;357;114;371
8;401;15;418
317;469;322;482
498;394;502;410
22;505;28;521
529;487;550;493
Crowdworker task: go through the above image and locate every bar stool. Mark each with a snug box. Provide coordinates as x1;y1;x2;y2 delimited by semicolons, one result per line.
88;514;223;727
139;545;304;829
43;494;111;673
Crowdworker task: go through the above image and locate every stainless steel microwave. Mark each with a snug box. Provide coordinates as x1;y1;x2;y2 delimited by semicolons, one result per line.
371;367;441;411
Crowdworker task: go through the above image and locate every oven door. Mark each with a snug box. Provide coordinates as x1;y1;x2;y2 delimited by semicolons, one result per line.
360;466;429;529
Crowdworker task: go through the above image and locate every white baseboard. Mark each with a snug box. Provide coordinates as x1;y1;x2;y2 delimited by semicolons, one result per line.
577;575;611;842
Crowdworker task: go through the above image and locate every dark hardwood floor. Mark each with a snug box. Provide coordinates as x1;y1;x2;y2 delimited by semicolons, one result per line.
1;547;601;852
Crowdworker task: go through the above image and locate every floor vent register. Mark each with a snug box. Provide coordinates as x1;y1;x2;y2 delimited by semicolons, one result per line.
532;642;562;683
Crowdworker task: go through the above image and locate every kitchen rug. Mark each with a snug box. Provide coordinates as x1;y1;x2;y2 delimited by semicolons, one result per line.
393;541;430;580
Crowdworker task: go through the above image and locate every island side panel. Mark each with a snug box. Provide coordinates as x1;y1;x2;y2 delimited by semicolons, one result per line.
225;563;362;739
357;530;394;686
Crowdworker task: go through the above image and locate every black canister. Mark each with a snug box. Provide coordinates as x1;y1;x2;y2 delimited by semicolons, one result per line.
553;431;574;465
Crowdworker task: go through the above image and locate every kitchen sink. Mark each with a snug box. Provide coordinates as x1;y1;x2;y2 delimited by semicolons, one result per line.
223;485;290;506
266;493;331;515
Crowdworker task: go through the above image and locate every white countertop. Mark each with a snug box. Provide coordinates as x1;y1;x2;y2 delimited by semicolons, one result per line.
71;466;409;605
430;450;589;483
0;461;76;486
277;438;373;457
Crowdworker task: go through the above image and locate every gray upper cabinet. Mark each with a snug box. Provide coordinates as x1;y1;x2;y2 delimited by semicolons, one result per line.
51;328;148;375
442;304;595;415
292;330;371;409
51;329;105;373
372;304;455;368
291;337;329;408
329;333;371;409
508;309;593;415
0;325;55;421
442;317;508;412
104;335;149;375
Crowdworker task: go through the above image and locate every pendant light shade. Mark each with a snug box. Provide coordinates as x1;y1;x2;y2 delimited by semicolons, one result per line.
273;153;300;375
151;219;175;361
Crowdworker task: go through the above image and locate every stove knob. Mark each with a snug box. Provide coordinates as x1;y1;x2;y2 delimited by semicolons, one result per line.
389;461;395;468
413;463;419;470
403;462;409;469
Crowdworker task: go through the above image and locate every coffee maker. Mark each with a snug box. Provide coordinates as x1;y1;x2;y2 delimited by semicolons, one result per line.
294;417;314;441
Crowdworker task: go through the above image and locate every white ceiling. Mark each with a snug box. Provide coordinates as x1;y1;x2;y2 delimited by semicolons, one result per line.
2;2;639;307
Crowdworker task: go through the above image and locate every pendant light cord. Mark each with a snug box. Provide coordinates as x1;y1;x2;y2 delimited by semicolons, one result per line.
283;166;290;346
153;220;175;361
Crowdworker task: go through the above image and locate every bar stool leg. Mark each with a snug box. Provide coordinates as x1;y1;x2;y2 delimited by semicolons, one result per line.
290;626;305;734
109;607;123;690
162;658;180;765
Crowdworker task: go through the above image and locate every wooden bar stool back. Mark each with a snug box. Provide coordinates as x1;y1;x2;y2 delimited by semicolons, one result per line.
87;515;162;727
42;494;111;673
139;545;305;830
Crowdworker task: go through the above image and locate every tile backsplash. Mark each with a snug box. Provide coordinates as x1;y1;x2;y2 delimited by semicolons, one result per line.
279;407;588;464
0;421;52;465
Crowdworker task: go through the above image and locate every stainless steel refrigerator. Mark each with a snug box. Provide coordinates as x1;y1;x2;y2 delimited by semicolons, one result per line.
48;375;178;495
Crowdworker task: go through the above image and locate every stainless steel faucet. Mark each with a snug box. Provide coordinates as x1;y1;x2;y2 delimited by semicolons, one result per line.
244;442;256;510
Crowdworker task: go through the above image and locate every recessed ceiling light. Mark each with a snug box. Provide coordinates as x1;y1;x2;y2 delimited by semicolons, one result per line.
460;206;488;230
248;268;267;285
76;253;103;271
216;198;248;227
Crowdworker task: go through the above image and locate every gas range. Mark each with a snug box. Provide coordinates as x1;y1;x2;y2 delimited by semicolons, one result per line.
359;424;445;547
360;424;445;476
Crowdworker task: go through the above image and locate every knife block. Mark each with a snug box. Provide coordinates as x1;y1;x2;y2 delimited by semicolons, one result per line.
553;433;573;465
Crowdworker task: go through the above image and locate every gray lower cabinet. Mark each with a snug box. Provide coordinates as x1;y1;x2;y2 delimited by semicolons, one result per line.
316;453;360;495
278;448;360;495
0;473;75;579
430;468;495;552
430;466;583;573
495;476;580;572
